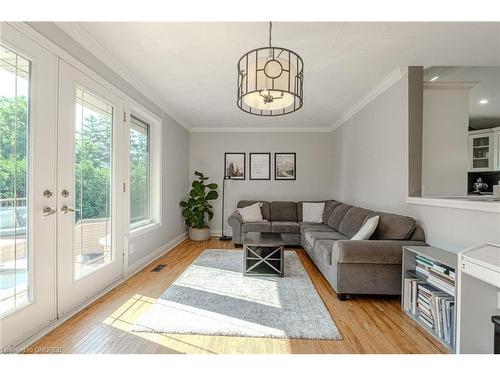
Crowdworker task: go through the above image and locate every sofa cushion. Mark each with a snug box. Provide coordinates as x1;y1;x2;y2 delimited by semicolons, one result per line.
302;202;325;223
304;230;348;250
338;207;373;238
370;212;416;240
409;225;425;242
238;200;270;220
297;201;337;222
272;221;300;234
351;215;379;240
242;221;272;233
299;222;330;233
236;202;264;222
327;204;351;230
270;201;297;221
323;200;341;223
315;239;337;266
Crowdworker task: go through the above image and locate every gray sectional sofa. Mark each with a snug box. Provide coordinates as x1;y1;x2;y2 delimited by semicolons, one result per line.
228;200;427;299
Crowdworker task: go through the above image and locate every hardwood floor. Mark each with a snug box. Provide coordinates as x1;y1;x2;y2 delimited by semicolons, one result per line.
26;238;449;354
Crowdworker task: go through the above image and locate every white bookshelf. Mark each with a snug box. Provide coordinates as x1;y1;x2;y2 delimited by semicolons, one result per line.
402;246;458;353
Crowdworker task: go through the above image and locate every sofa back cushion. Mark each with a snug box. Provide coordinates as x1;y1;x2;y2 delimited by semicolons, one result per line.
323;201;341;223
237;200;270;221
370;212;416;240
409;225;425;242
338;207;373;238
270;201;297;221
327;204;351;230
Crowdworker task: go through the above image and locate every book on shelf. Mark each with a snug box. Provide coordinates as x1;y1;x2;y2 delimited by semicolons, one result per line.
418;314;434;329
427;276;455;296
416;265;429;277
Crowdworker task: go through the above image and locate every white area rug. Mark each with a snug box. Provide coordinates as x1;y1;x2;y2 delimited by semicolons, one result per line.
132;249;341;340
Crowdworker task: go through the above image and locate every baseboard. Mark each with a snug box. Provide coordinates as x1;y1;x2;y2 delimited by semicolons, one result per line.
10;232;188;353
209;229;233;237
126;232;188;277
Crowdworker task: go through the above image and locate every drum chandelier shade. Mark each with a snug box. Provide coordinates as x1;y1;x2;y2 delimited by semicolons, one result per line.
237;22;304;116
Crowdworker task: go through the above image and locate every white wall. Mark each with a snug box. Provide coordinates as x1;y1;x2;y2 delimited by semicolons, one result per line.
331;76;500;252
189;132;335;233
422;87;469;196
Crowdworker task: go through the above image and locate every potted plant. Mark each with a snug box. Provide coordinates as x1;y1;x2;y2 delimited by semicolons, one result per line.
179;171;219;241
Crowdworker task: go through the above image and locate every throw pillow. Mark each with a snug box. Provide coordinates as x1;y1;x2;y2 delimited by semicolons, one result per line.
351;216;379;240
302;202;325;223
237;202;264;222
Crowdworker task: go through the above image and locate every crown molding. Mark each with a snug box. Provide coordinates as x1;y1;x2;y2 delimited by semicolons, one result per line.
330;66;406;132
190;126;333;133
54;22;192;131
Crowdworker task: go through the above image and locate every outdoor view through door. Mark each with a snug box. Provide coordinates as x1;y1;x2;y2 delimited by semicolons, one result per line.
0;45;30;316
74;87;113;280
129;115;150;229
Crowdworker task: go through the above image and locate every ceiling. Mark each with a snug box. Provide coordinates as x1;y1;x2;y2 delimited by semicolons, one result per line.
424;66;500;130
59;22;500;131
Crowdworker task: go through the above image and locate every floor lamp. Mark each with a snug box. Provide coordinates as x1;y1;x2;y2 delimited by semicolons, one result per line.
219;175;232;241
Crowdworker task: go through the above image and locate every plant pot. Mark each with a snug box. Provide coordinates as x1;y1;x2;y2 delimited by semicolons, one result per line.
189;226;210;241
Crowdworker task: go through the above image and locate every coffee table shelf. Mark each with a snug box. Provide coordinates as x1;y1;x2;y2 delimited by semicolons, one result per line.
243;232;285;277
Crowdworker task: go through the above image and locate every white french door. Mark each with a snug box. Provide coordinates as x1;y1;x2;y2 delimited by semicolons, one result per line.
1;24;126;349
0;23;58;348
57;60;124;317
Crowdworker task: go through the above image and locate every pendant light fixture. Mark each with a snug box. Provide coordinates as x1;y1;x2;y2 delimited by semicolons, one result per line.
237;22;304;116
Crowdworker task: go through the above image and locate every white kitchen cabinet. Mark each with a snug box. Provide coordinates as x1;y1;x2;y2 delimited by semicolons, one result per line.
469;127;500;171
494;129;500;171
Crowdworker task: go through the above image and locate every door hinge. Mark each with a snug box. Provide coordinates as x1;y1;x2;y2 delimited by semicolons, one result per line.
123;112;127;122
123;182;126;192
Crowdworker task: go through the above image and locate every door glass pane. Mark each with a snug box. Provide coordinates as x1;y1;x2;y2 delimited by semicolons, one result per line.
0;45;30;315
74;87;113;280
129;115;150;229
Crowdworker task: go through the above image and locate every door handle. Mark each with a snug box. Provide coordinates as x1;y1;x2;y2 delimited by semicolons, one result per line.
61;205;77;214
42;207;57;217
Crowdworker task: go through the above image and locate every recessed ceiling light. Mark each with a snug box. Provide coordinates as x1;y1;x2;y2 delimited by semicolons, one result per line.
430;76;439;82
479;99;489;105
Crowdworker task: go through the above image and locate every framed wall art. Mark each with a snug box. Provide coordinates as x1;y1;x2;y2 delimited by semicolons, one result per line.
249;153;271;180
274;153;296;180
224;152;246;179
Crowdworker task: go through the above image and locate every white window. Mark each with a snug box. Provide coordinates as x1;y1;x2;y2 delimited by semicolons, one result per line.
129;115;150;229
126;105;161;235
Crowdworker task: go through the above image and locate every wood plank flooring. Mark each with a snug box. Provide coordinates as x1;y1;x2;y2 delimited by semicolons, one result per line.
25;238;449;354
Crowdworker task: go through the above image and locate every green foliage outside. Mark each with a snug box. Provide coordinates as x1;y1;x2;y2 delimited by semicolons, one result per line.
0;97;28;201
0;96;149;226
74;111;112;222
129;127;149;224
179;171;218;229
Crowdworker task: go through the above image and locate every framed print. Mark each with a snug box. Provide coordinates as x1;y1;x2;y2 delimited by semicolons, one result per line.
274;153;296;180
249;153;271;180
224;152;246;179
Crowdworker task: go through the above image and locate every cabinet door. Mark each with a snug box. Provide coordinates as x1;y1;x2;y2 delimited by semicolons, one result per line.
469;134;493;171
494;131;500;171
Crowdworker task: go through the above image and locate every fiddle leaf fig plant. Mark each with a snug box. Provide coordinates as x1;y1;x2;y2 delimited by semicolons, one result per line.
179;171;219;229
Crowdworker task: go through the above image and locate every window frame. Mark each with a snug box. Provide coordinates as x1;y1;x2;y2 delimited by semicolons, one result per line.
124;102;162;237
129;114;151;230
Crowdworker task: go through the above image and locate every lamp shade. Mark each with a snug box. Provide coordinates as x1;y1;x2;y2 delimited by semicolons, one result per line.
237;47;303;116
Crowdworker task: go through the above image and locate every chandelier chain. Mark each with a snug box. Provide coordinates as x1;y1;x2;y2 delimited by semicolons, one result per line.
269;21;272;48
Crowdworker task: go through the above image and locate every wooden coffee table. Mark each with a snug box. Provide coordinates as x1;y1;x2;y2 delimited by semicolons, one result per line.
242;232;285;277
